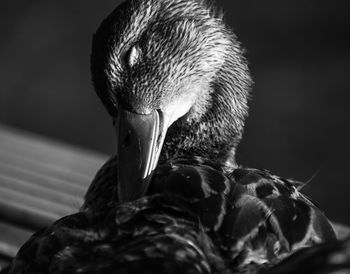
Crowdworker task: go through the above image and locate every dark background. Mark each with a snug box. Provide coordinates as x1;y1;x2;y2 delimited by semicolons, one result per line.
0;1;349;224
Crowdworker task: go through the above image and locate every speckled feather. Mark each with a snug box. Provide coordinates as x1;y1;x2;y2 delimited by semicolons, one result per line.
11;157;340;273
262;238;350;274
10;195;222;274
86;157;337;268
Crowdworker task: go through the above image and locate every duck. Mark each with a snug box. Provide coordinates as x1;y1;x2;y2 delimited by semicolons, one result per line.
9;0;350;273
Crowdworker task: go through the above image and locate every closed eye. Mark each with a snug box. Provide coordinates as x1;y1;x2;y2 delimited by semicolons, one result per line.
125;44;142;69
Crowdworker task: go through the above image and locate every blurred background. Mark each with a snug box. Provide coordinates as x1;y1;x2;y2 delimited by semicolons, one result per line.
0;0;349;225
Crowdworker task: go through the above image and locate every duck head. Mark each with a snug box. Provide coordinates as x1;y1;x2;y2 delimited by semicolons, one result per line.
91;0;252;202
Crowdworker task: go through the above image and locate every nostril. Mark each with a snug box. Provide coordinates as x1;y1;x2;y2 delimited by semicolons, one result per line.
123;130;133;148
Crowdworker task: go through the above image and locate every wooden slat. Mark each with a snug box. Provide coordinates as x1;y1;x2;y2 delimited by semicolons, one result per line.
0;125;107;185
0;199;59;231
0;221;33;258
0;162;86;196
0;125;106;172
0;174;83;208
0;149;92;186
0;125;108;257
0;186;76;225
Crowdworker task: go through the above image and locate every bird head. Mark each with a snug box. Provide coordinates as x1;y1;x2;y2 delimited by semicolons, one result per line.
91;0;252;202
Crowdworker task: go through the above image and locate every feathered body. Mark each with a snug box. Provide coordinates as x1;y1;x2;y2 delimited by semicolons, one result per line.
11;195;220;274
11;158;337;273
9;0;349;273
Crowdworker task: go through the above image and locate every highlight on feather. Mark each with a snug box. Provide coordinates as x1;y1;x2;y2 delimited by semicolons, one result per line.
125;44;142;69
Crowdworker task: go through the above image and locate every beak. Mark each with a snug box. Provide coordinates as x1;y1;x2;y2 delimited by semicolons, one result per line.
115;107;167;202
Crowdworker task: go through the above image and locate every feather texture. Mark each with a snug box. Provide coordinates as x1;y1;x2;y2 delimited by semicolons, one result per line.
10;194;223;274
11;157;339;273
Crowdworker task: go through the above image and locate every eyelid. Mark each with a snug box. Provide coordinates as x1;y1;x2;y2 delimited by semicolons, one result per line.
125;44;142;69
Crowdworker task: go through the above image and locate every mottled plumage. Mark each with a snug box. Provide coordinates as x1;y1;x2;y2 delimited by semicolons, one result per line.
10;194;221;274
262;238;350;274
10;157;339;273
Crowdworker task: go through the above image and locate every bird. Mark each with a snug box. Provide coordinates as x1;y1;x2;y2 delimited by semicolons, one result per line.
8;0;350;273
